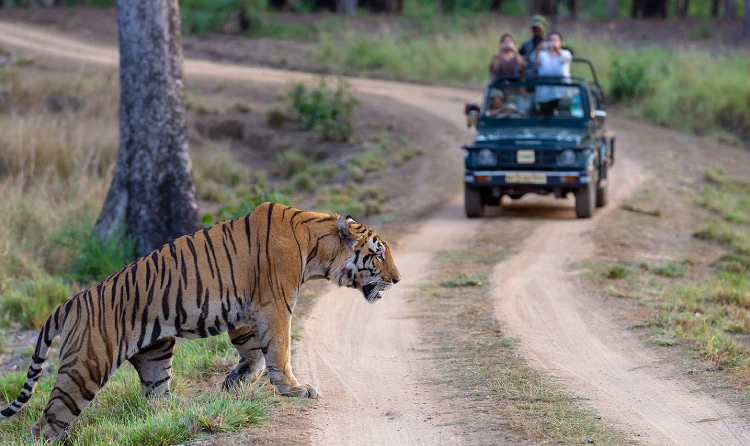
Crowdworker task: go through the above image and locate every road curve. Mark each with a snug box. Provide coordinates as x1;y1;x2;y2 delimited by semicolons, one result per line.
2;20;748;445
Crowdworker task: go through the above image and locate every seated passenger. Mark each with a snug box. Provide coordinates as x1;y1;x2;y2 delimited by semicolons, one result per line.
489;33;525;82
486;89;519;118
529;31;573;115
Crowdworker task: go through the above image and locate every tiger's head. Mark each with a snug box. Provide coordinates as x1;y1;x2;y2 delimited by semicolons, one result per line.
335;215;400;303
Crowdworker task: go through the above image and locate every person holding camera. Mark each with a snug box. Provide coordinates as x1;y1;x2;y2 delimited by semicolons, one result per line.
530;31;572;114
489;33;526;82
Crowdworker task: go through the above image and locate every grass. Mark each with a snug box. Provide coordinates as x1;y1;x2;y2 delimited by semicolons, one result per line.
0;276;74;330
420;221;620;444
0;335;269;445
192;143;250;202
281;79;359;142
439;272;483;288
606;265;631;279
602;168;750;373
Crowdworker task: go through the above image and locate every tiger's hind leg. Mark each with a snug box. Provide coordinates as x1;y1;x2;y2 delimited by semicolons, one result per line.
32;347;112;440
129;337;176;397
223;326;266;391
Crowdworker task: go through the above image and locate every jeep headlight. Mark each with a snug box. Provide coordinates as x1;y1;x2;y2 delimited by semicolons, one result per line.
476;149;497;167
557;149;578;167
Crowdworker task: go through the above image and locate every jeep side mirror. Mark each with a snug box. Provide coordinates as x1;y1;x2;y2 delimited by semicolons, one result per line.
593;110;607;119
465;103;480;128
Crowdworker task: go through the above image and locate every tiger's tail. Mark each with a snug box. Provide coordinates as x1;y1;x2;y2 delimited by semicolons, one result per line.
0;301;69;421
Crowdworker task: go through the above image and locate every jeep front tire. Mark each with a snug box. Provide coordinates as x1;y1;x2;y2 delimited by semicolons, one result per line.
575;182;595;218
465;185;484;218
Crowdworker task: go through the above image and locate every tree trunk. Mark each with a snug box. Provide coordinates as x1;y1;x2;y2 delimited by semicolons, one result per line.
490;0;503;12
711;0;720;16
531;0;557;16
745;0;750;37
336;0;356;14
676;0;689;17
435;0;443;13
95;0;200;258
569;0;577;18
725;0;736;18
383;0;397;13
606;0;618;17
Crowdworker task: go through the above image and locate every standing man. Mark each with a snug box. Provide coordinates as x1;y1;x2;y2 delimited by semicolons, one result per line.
519;15;547;61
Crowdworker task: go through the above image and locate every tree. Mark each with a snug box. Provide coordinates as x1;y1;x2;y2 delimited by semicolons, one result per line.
711;0;720;16
632;0;668;18
95;0;200;258
676;0;689;17
606;0;618;17
531;0;557;16
569;0;577;18
745;0;750;37
337;0;356;14
725;0;736;18
490;0;503;12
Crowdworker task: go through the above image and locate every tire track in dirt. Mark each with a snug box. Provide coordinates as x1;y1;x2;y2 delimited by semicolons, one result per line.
2;21;748;445
491;134;750;445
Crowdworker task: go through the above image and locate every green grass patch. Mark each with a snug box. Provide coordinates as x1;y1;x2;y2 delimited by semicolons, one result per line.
192;144;250;203
0;274;73;329
51;220;136;282
0;335;268;445
316;183;384;218
606;265;632;279
439;272;483;288
651;261;686;278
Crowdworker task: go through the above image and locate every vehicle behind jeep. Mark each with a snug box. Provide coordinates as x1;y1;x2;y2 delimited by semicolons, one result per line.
462;59;615;219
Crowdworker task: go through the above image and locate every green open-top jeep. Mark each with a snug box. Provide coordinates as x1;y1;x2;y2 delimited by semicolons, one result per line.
462;58;615;218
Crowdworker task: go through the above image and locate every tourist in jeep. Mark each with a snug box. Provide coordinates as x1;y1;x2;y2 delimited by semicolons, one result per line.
489;33;525;82
530;31;573;115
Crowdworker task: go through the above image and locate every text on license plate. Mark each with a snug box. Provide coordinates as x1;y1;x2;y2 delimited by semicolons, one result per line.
505;173;547;184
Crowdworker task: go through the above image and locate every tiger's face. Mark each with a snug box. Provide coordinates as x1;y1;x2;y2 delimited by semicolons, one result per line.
336;216;400;303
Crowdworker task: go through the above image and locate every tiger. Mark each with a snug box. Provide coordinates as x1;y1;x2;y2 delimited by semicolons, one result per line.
0;202;401;441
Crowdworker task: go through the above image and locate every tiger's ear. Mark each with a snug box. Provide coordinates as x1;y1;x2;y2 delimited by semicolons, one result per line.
337;215;358;249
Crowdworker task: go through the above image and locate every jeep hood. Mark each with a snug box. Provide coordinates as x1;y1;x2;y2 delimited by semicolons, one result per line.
475;127;590;146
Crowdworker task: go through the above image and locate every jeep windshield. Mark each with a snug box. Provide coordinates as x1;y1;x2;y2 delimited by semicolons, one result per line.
481;81;587;121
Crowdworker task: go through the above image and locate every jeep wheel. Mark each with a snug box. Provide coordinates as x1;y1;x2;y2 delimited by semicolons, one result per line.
575;183;595;218
465;186;484;218
596;181;609;208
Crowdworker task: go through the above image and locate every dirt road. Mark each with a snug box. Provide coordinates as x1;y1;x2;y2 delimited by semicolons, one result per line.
1;21;748;445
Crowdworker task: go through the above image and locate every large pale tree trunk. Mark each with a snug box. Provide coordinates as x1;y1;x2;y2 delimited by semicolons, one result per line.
606;0;618;17
95;0;200;257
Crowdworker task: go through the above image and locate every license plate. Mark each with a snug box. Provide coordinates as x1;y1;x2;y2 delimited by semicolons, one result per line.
516;150;535;164
505;173;547;184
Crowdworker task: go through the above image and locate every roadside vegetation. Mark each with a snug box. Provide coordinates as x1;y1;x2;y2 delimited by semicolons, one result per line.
601;168;750;378
421;222;620;444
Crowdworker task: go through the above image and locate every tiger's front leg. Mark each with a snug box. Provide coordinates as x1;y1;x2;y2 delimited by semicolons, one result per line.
253;308;319;399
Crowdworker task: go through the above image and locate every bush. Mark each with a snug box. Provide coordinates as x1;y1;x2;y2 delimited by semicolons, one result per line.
291;171;316;193
609;57;653;101
0;275;73;329
276;150;310;179
51;221;136;282
284;79;359;141
607;265;631;279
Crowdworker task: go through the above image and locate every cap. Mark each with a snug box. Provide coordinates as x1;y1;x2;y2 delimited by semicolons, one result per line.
530;15;547;28
489;89;505;99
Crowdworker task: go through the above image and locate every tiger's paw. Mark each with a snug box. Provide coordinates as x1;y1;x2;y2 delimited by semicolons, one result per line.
281;384;320;399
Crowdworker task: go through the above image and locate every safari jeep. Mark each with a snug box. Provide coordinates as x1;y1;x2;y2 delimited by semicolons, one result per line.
462;59;615;218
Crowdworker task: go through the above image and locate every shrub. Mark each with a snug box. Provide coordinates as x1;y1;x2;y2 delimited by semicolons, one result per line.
609;57;652;101
276;150;310;179
51;221;136;282
284;79;359;141
291;171;316;193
